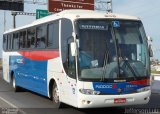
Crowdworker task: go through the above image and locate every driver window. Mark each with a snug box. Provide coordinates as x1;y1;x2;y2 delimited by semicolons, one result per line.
61;18;76;79
67;43;76;78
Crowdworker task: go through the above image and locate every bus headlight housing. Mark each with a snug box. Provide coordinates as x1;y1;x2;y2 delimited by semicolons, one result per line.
79;89;100;95
137;86;150;92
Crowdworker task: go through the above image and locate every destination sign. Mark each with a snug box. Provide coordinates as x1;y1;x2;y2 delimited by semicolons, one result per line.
79;24;108;30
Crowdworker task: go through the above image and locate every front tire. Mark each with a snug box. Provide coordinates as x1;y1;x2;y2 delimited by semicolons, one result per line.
52;83;63;108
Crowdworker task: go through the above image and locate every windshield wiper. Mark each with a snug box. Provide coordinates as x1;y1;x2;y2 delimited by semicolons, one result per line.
114;38;122;78
114;37;137;79
121;60;138;78
112;35;136;79
101;47;109;81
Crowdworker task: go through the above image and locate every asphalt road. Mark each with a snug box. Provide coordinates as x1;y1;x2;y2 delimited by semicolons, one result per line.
0;71;160;114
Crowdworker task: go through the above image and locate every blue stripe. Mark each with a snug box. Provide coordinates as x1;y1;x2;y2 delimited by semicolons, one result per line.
9;56;48;96
93;82;147;94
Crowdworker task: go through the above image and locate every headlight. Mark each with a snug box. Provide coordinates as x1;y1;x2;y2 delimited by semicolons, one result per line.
79;89;100;95
137;86;150;92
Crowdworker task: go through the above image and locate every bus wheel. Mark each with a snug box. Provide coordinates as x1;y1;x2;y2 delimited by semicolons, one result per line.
12;75;19;92
52;83;62;108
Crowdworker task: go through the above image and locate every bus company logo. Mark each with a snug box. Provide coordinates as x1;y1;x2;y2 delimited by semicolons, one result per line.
113;84;117;89
126;84;138;88
16;58;24;64
95;84;113;89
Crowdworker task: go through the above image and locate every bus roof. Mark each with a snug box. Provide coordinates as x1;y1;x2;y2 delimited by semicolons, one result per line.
4;9;140;34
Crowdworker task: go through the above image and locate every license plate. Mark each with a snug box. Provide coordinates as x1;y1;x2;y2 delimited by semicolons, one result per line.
114;98;126;104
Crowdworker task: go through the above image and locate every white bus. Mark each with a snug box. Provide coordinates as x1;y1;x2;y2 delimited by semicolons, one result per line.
2;10;151;108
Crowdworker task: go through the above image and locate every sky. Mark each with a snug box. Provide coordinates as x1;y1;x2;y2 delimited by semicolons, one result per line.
0;0;160;60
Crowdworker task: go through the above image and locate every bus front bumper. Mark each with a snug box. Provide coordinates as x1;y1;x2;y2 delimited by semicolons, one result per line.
77;90;151;108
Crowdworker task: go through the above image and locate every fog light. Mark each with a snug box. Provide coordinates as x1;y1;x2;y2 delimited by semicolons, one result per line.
81;100;92;105
82;100;86;104
87;101;91;104
144;97;149;101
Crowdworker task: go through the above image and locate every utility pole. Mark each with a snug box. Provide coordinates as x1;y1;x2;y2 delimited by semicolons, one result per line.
11;11;17;29
107;0;112;13
4;11;6;32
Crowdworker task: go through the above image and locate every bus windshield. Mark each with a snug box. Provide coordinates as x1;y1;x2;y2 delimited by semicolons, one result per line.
76;20;149;81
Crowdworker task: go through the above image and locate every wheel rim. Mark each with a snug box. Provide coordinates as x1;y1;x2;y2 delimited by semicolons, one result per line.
53;85;59;103
13;78;16;89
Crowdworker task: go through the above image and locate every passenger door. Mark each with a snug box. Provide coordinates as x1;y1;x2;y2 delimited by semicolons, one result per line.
63;42;77;106
60;18;77;106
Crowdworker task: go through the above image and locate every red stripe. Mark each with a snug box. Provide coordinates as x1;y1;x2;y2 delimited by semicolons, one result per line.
129;79;150;85
18;50;59;61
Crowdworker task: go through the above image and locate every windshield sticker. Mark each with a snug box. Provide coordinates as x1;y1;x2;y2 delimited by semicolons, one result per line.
79;24;108;30
91;60;98;67
112;21;120;28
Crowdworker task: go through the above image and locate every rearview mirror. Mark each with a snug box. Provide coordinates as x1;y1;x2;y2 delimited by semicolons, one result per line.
149;44;153;57
70;42;77;56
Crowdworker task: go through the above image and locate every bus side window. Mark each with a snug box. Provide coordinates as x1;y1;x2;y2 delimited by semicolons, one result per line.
19;32;23;49
13;33;19;50
7;34;11;50
3;35;7;51
27;28;36;48
11;34;14;50
47;21;59;49
19;31;26;49
36;25;47;49
61;18;76;79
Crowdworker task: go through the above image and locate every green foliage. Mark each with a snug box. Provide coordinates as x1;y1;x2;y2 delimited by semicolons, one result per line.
151;70;160;74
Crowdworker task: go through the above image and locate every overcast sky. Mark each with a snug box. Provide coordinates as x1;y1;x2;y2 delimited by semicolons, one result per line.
0;0;160;60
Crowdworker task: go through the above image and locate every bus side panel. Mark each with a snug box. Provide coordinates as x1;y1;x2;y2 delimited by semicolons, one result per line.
47;57;78;107
10;51;58;96
2;51;10;83
9;54;49;96
47;57;65;98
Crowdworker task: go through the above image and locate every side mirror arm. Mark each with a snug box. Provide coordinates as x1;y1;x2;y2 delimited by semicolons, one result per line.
149;44;153;57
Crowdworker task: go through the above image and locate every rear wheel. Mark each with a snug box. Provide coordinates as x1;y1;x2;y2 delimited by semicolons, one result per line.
52;83;63;108
11;75;20;92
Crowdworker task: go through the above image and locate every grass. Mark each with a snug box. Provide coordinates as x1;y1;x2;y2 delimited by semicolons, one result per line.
151;70;160;74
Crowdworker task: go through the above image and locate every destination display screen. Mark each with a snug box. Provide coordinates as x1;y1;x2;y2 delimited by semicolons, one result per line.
79;24;108;30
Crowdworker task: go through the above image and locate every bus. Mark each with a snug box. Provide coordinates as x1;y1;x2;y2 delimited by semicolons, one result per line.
2;10;151;108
